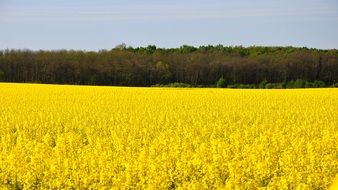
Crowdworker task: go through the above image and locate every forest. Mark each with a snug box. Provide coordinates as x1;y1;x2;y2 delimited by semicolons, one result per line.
0;45;337;88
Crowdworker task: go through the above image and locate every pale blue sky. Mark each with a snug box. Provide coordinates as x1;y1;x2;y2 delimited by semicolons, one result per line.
0;0;337;50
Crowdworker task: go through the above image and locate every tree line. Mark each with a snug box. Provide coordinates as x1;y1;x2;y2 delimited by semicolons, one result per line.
0;45;337;88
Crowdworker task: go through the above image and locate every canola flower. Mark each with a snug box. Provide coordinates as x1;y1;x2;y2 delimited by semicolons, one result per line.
0;83;337;189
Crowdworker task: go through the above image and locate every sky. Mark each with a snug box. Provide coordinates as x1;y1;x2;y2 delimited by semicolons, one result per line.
0;0;337;50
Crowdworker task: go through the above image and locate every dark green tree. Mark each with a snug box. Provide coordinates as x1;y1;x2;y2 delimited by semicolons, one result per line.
293;79;306;88
216;77;226;88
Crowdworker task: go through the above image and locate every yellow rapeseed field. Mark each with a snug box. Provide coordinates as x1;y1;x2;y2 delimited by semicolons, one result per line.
0;83;337;189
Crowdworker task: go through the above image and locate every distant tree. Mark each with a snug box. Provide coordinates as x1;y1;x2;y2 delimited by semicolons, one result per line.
153;61;172;84
216;77;226;88
313;80;326;88
259;80;268;89
305;81;314;88
265;83;273;89
179;45;197;53
286;80;294;88
114;43;127;50
146;45;157;53
293;79;306;88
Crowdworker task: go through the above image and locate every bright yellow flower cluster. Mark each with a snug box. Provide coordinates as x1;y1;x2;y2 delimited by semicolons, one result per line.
0;83;337;189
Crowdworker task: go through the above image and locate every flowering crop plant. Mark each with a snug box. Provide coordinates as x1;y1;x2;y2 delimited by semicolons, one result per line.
0;83;337;189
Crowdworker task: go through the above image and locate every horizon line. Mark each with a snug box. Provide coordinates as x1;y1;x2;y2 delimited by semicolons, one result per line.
1;44;337;52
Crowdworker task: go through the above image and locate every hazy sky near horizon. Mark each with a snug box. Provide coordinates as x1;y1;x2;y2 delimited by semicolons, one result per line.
0;0;337;50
